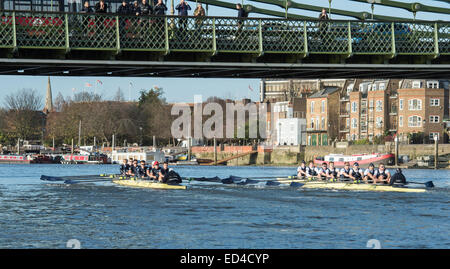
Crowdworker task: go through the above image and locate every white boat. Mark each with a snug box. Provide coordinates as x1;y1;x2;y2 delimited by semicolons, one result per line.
110;149;165;164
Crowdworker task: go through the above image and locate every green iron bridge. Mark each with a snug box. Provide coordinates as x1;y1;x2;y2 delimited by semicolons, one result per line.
0;10;449;78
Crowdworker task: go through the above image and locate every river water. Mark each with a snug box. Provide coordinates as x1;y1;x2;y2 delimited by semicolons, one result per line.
0;164;448;249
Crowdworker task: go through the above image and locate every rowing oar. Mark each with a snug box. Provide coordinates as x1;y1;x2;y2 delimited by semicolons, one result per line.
183;175;297;184
40;174;118;182
408;181;435;188
64;178;116;184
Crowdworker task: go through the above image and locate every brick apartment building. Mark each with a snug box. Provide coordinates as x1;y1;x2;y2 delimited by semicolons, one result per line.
397;80;448;143
261;78;450;145
306;87;340;145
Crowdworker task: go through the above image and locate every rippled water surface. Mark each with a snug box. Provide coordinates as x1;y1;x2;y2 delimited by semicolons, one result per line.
0;164;449;248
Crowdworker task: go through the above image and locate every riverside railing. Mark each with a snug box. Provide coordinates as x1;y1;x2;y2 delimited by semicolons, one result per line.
0;10;449;57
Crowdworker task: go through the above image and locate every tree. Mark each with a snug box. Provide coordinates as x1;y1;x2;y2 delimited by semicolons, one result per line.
54;92;66;112
3;89;44;140
113;88;125;102
72;91;102;103
138;88;172;140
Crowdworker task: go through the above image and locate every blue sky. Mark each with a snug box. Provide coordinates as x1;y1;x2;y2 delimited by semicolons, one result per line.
0;0;448;106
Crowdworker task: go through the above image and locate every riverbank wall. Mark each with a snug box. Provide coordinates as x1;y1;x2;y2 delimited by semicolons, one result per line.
191;143;450;166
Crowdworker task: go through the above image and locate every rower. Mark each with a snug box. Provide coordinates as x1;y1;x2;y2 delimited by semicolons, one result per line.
318;162;329;181
327;161;338;181
137;160;147;179
149;161;161;181
297;161;307;178
389;168;406;186
350;162;363;183
120;159;129;176
305;161;318;180
374;163;391;184
363;163;377;183
339;162;352;181
128;160;139;177
158;161;170;182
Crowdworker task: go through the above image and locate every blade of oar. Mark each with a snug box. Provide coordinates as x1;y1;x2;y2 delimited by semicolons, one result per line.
41;174;117;181
289;182;304;188
408;181;434;188
183;176;222;183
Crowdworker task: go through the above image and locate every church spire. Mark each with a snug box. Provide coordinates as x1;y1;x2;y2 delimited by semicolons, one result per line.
44;76;53;114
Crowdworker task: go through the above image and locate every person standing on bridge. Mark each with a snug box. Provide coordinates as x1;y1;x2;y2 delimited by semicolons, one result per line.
132;1;142;16
153;0;167;15
318;8;329;38
94;0;108;13
117;0;131;15
194;3;205;30
175;0;191;31
140;0;152;16
236;3;248;30
81;1;94;13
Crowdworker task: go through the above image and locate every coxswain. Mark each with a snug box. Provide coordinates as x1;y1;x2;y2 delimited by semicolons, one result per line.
339;162;352;181
389;168;406;186
374;163;391;184
363;163;377;183
305;161;318;180
297;161;307;178
318;162;329;181
119;159;129;176
350;162;363;182
327;161;338;181
137;160;147;178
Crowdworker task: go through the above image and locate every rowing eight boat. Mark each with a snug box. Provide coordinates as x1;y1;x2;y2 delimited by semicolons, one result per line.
112;179;187;190
272;178;427;192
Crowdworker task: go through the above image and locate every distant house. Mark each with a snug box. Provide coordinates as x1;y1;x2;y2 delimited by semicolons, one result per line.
306;87;340;146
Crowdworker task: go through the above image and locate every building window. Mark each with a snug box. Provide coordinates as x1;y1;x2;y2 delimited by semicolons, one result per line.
321;117;325;129
399;99;404;110
429;115;440;123
310;101;315;113
369;100;374;110
429;133;439;141
399;116;403;127
351;102;358;113
346;118;350;128
372;84;377;91
376;117;383;128
316;117;320;130
408;116;422;127
408;99;422;111
321;100;325;113
376;100;383;112
379;83;385;90
427;81;439;89
430;99;440;106
412;81;422;88
351;118;357;129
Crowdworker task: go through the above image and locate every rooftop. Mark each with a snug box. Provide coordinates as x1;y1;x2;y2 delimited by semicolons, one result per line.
308;87;340;99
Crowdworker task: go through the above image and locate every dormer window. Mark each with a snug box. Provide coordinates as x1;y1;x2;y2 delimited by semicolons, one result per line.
379;83;385;90
427;81;439;89
412;81;422;88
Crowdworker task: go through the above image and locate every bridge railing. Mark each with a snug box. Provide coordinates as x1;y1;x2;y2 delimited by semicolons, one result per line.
0;10;449;56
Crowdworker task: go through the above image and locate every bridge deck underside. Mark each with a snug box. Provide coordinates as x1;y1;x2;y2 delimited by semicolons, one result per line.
0;59;449;79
